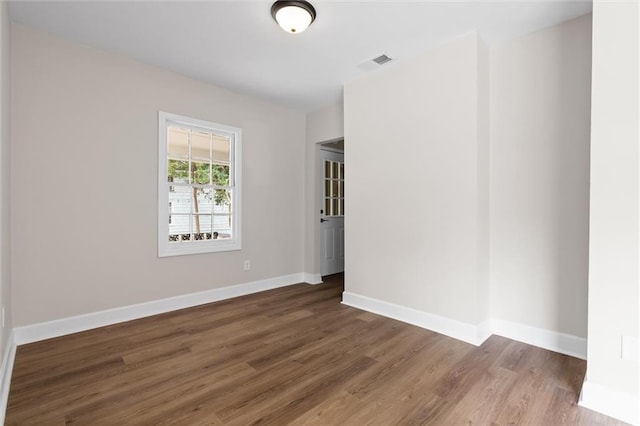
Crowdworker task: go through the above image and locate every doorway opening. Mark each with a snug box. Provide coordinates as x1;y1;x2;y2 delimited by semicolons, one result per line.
319;140;344;277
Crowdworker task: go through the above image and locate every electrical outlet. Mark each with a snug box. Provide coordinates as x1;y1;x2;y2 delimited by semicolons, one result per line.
243;260;250;271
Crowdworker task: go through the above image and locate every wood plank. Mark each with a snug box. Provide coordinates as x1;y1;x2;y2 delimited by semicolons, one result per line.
63;361;256;425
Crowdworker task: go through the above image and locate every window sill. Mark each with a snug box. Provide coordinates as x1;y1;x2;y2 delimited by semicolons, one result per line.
158;239;241;257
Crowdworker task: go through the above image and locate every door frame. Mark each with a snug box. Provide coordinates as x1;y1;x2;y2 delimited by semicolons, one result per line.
314;139;344;279
319;147;344;276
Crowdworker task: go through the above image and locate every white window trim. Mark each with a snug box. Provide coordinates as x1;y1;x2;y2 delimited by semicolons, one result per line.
158;111;242;257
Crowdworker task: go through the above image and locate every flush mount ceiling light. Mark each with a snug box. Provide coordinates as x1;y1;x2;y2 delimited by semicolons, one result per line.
271;1;316;34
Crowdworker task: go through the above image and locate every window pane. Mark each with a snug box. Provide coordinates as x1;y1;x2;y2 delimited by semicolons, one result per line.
339;163;344;179
193;188;214;214
212;164;230;186
332;180;339;197
340;199;344;216
168;159;189;183
212;135;230;164
324;161;331;179
189;214;206;235
169;213;190;241
325;198;331;216
331;161;339;179
213;189;232;214
169;189;192;214
191;214;213;236
191;131;211;162
192;160;210;185
213;215;232;239
167;126;189;158
324;180;331;198
340;180;344;198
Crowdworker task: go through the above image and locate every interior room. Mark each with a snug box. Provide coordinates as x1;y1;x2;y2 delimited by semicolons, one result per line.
0;0;637;424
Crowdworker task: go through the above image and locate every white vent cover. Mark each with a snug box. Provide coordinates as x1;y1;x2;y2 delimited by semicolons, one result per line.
357;53;394;72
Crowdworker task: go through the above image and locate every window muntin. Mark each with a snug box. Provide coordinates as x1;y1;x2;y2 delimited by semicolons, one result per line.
158;112;241;257
324;159;344;216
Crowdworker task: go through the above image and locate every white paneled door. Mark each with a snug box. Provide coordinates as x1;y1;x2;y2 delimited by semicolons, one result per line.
320;149;344;276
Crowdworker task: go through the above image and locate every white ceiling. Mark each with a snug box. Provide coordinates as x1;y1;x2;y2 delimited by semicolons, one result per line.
8;1;592;112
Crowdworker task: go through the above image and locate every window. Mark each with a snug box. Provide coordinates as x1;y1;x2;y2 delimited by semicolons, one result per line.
158;112;241;257
324;159;344;216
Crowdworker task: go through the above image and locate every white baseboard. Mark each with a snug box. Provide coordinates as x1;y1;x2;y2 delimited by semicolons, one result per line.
0;330;16;425
341;292;586;360
14;273;307;345
491;318;587;360
303;273;323;285
579;379;638;425
477;319;493;344
342;291;486;345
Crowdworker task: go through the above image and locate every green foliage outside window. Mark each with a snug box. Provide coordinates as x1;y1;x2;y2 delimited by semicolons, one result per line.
168;159;231;206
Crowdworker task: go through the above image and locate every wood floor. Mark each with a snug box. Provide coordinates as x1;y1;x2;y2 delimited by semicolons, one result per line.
6;274;627;425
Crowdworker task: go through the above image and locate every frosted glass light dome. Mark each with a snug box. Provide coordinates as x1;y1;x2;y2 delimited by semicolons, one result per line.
271;1;316;34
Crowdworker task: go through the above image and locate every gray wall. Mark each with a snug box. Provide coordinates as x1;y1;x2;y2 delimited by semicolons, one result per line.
0;1;12;352
490;15;592;337
11;24;306;326
585;1;638;419
304;102;344;277
344;16;592;342
344;32;489;328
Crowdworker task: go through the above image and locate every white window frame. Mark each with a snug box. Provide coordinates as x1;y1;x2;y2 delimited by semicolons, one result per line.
158;111;242;257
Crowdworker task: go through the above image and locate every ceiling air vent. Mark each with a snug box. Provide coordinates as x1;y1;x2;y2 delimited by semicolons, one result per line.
372;54;392;65
356;53;394;72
